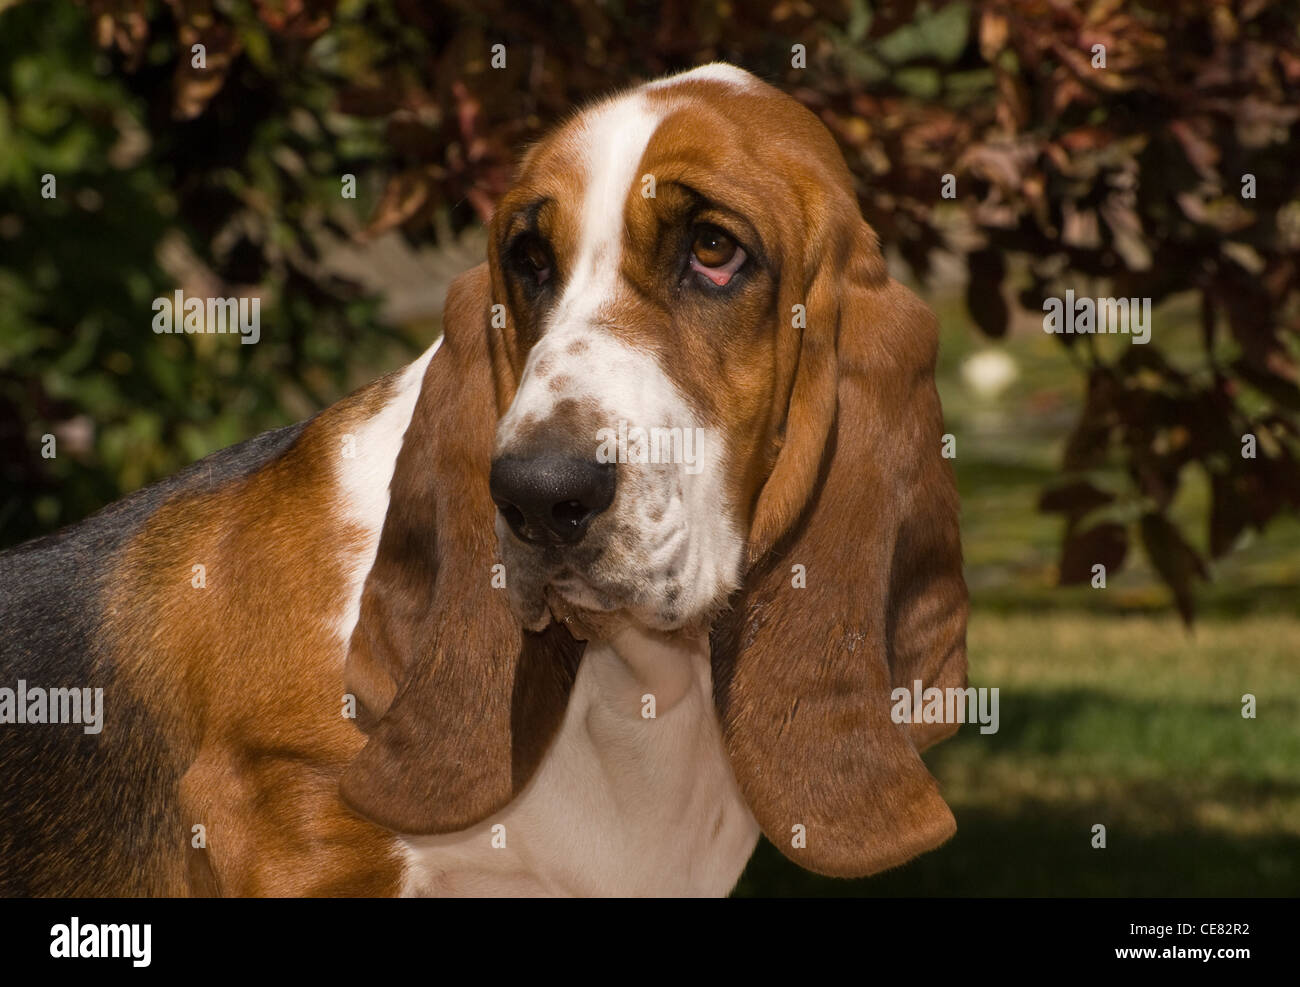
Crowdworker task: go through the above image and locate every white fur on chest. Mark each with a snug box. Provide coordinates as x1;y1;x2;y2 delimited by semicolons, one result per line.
398;634;760;897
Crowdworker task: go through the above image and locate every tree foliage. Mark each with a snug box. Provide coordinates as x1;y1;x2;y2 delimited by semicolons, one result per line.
2;0;1298;618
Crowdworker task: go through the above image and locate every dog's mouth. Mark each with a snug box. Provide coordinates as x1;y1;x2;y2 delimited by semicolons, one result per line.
547;569;617;609
541;583;629;642
498;524;686;640
494;517;618;630
539;564;634;637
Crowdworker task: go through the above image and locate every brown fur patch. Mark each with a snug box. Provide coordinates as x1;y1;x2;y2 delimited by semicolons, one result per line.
105;375;406;895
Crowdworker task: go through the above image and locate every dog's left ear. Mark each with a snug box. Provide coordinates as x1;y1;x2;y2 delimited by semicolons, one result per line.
712;221;968;878
340;265;583;835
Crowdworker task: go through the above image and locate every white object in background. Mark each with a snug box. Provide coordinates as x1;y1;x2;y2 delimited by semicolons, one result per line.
961;349;1019;400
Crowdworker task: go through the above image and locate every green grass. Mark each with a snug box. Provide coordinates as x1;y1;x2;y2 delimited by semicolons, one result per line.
734;284;1300;896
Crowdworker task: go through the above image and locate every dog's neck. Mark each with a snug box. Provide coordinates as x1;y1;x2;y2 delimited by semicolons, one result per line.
580;622;707;715
399;624;760;896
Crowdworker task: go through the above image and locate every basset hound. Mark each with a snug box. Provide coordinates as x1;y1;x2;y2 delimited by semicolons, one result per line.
0;63;967;897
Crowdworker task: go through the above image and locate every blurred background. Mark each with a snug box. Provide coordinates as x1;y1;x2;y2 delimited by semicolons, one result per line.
0;0;1296;895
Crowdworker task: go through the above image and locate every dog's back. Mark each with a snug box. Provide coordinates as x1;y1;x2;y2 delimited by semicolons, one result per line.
0;423;306;895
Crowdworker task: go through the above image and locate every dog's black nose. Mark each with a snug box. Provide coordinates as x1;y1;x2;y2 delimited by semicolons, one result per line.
489;454;616;545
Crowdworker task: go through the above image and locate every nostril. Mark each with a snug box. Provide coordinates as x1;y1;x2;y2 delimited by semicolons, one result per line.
499;502;527;534
551;499;590;530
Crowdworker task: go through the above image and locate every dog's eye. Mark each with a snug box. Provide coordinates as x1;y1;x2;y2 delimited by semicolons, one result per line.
689;225;746;287
692;226;736;267
516;237;552;285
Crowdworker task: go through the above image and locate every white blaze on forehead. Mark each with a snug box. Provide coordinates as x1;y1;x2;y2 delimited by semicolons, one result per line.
553;92;664;328
499;88;686;450
643;62;759;91
553;64;757;330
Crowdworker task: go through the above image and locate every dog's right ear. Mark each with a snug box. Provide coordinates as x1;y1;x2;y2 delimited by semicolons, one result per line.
712;218;968;879
340;264;583;835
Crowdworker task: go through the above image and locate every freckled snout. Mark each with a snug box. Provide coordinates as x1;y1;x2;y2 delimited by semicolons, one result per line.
490;453;617;546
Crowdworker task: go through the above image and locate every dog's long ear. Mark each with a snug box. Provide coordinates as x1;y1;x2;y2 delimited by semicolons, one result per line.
712;221;968;878
341;264;582;835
